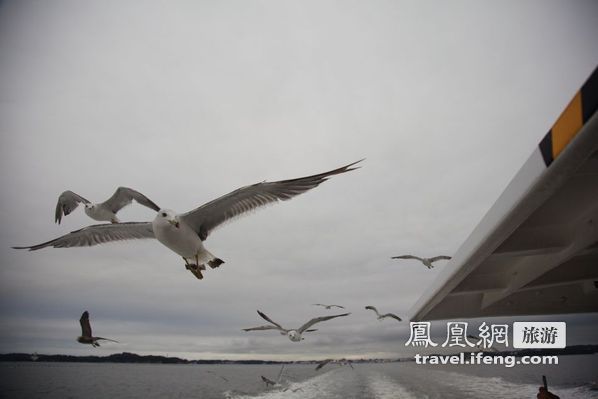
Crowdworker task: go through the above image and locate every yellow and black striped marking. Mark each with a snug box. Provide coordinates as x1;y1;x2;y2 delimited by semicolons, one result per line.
539;66;598;166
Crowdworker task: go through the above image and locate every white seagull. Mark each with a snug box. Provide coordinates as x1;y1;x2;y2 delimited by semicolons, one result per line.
365;306;402;322
391;254;451;269
55;186;160;224
77;311;118;347
14;161;362;280
313;303;345;310
243;310;350;342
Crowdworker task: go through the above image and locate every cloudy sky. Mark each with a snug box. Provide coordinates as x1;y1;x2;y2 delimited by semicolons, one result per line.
1;1;597;361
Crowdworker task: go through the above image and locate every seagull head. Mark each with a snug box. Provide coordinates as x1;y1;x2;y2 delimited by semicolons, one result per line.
288;330;302;342
157;209;180;228
84;203;93;211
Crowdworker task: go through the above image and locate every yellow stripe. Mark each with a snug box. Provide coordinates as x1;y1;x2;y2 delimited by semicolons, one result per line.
551;91;583;159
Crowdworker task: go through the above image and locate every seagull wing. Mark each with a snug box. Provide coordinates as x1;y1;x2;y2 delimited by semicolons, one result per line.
428;255;452;263
96;337;119;343
12;222;155;251
391;255;422;261
242;325;281;332
297;313;350;333
179;160;362;240
381;313;402;322
331;305;345;309
261;376;276;385
101;187;160;214
80;311;92;338
55;191;90;224
365;306;380;317
257;310;285;330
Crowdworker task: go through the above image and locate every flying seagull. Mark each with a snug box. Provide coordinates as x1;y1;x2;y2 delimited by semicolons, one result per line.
365;306;402;322
55;187;160;224
315;358;354;371
77;311;118;347
261;364;286;387
313;303;345;310
391;255;451;269
14;160;362;280
261;376;277;386
243;310;350;342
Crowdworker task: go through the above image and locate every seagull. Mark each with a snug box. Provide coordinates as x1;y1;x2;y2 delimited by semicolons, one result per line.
261;376;277;386
55;187;160;224
261;364;286;387
391;255;451;269
77;311;118;347
365;306;402;322
14;160;362;280
313;304;345;310
243;310;350;342
315;358;354;371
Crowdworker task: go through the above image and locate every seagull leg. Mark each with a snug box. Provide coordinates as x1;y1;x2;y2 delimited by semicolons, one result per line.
194;254;206;270
183;257;204;280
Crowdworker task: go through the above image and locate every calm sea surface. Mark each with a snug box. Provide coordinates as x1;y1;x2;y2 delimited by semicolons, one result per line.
0;355;596;398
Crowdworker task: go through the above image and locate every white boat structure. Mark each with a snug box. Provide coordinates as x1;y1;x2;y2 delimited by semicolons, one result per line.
410;66;598;321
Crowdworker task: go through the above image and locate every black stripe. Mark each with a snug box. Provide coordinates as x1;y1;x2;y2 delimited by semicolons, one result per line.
539;130;553;167
581;65;598;123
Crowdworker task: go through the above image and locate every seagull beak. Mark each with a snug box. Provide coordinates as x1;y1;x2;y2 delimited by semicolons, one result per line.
169;220;180;228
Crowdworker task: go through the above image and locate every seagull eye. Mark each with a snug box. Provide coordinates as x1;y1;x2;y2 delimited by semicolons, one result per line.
161;212;167;217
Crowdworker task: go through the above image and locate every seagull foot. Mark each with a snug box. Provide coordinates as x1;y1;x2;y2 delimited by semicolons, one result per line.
185;264;204;280
208;258;225;269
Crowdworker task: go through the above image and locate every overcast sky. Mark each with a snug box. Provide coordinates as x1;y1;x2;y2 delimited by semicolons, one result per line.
0;1;597;361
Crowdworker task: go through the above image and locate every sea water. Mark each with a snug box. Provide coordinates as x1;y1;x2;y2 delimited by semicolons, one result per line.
0;355;596;398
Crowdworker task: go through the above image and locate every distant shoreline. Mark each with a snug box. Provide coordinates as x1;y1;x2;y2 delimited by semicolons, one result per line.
1;345;596;365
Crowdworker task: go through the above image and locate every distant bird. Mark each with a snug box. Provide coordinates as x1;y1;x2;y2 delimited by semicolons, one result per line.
261;376;277;386
16;161;362;280
391;255;451;269
77;311;118;347
313;304;345;310
55;187;160;224
243;310;350;342
342;359;354;369
260;364;286;387
365;306;402;322
315;358;354;371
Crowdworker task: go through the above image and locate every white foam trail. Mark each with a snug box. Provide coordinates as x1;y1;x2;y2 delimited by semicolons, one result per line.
227;368;345;399
366;372;423;399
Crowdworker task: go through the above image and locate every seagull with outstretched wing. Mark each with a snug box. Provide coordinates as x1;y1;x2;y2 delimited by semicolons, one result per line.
15;161;362;280
243;310;350;342
365;306;402;322
77;311;118;347
55;187;160;224
313;303;345;310
391;254;451;269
